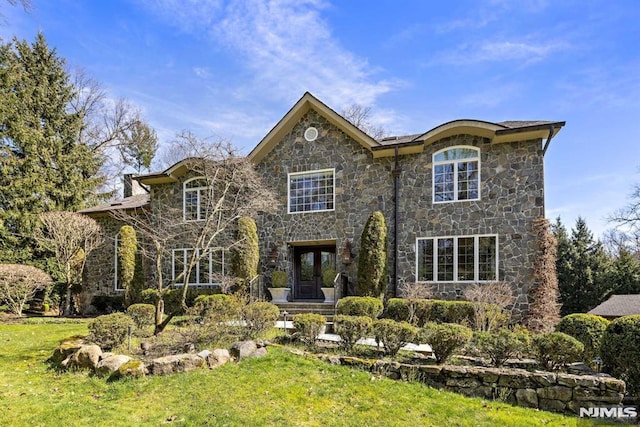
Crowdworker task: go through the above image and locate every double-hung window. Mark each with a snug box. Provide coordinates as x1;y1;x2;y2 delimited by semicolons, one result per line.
288;168;335;213
417;235;497;282
433;146;480;202
172;248;226;287
183;177;209;221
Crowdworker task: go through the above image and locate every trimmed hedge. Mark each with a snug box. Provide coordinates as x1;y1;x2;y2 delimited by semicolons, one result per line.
471;328;530;367
532;332;583;371
373;319;418;356
242;301;280;339
601;314;640;395
555;313;609;363
421;322;472;364
125;303;155;329
293;313;327;348
336;296;383;319
386;298;478;327
333;315;372;352
193;294;242;322
88;313;135;350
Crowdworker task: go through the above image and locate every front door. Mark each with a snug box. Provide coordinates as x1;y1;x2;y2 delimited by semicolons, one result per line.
294;246;335;300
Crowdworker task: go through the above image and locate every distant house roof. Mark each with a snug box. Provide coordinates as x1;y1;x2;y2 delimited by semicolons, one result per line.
78;194;150;216
587;294;640;318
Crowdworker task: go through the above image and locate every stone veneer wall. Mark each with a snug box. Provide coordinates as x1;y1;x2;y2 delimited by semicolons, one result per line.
83;215;125;297
255;109;545;318
326;356;626;415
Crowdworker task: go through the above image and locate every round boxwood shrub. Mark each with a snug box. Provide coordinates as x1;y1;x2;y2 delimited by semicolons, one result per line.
193;294;242;322
555;313;609;363
373;319;418;356
88;313;135;350
601;314;640;395
242;301;280;339
471;328;530;367
421;322;473;364
126;303;155;329
425;300;476;325
333;315;373;352
293;313;327;348
271;271;288;288
532;331;584;371
336;296;383;319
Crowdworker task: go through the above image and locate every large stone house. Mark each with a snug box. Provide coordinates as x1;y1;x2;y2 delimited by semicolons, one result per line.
82;92;565;318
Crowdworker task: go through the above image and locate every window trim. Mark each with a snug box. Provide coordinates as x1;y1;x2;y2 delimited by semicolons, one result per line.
183;177;209;222
432;145;481;204
171;247;226;288
287;168;336;214
415;234;498;283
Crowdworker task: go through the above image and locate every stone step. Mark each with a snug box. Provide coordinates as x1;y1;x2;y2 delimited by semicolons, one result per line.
273;302;336;320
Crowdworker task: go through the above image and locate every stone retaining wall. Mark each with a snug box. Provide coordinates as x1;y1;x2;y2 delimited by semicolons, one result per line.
325;356;625;414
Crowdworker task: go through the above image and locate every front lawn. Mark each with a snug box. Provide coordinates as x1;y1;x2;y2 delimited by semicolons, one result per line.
0;319;590;426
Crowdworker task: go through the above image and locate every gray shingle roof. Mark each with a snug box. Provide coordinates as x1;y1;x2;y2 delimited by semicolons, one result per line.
587;294;640;318
79;194;150;215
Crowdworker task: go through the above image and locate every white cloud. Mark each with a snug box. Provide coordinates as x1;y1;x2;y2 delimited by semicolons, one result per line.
431;39;570;66
193;67;211;78
143;0;397;109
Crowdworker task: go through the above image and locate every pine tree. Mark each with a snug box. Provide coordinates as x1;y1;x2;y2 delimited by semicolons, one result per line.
555;217;611;315
606;247;640;296
0;33;102;262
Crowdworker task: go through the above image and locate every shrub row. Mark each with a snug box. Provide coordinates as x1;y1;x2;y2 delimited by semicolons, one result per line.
386;298;480;326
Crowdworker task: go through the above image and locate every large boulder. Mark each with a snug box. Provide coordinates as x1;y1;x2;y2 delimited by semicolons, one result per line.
230;341;258;361
68;345;102;370
95;354;132;377
49;339;84;367
149;354;205;375
113;359;146;379
200;349;231;369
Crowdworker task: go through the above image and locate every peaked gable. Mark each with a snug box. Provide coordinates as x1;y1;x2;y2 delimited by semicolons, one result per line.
248;92;380;163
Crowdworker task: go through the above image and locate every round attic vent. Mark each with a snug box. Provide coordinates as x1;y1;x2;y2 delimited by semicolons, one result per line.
304;126;318;142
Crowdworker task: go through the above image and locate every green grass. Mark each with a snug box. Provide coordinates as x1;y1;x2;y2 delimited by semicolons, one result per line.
0;319;591;426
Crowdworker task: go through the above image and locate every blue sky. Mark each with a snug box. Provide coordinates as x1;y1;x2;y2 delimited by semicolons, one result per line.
2;0;640;237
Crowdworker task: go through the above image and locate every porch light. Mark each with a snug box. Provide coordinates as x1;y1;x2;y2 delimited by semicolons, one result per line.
267;244;278;268
341;240;352;265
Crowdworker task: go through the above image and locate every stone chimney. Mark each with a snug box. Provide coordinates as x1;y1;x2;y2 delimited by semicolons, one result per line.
123;174;134;198
123;174;147;197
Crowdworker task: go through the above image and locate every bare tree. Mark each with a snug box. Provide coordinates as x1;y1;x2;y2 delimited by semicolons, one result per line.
34;211;103;315
398;281;433;325
0;264;52;316
112;133;277;334
70;70;158;193
464;282;515;332
341;103;388;140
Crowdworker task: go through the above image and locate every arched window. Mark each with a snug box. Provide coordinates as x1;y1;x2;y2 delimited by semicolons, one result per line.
433;146;480;203
183;177;209;221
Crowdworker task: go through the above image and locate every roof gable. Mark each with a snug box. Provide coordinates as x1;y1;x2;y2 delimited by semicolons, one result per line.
248;92;380;163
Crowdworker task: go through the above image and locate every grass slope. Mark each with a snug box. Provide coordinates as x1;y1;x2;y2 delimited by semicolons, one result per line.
0;320;589;426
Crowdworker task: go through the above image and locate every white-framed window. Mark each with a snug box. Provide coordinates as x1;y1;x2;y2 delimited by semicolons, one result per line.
288;168;335;214
114;234;124;291
433;146;480;203
172;248;226;287
416;235;497;282
183;177;209;221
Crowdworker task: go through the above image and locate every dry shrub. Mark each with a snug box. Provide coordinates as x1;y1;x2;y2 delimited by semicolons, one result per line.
0;264;52;316
525;218;561;333
464;282;514;332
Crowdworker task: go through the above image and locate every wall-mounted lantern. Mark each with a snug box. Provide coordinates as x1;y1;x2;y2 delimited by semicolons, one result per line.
268;244;278;268
341;240;352;265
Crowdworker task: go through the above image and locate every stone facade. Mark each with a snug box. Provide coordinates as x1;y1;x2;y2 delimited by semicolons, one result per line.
255;109;545;318
81;93;561;320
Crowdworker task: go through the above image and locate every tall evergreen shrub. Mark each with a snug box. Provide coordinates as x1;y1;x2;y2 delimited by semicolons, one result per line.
357;211;387;297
